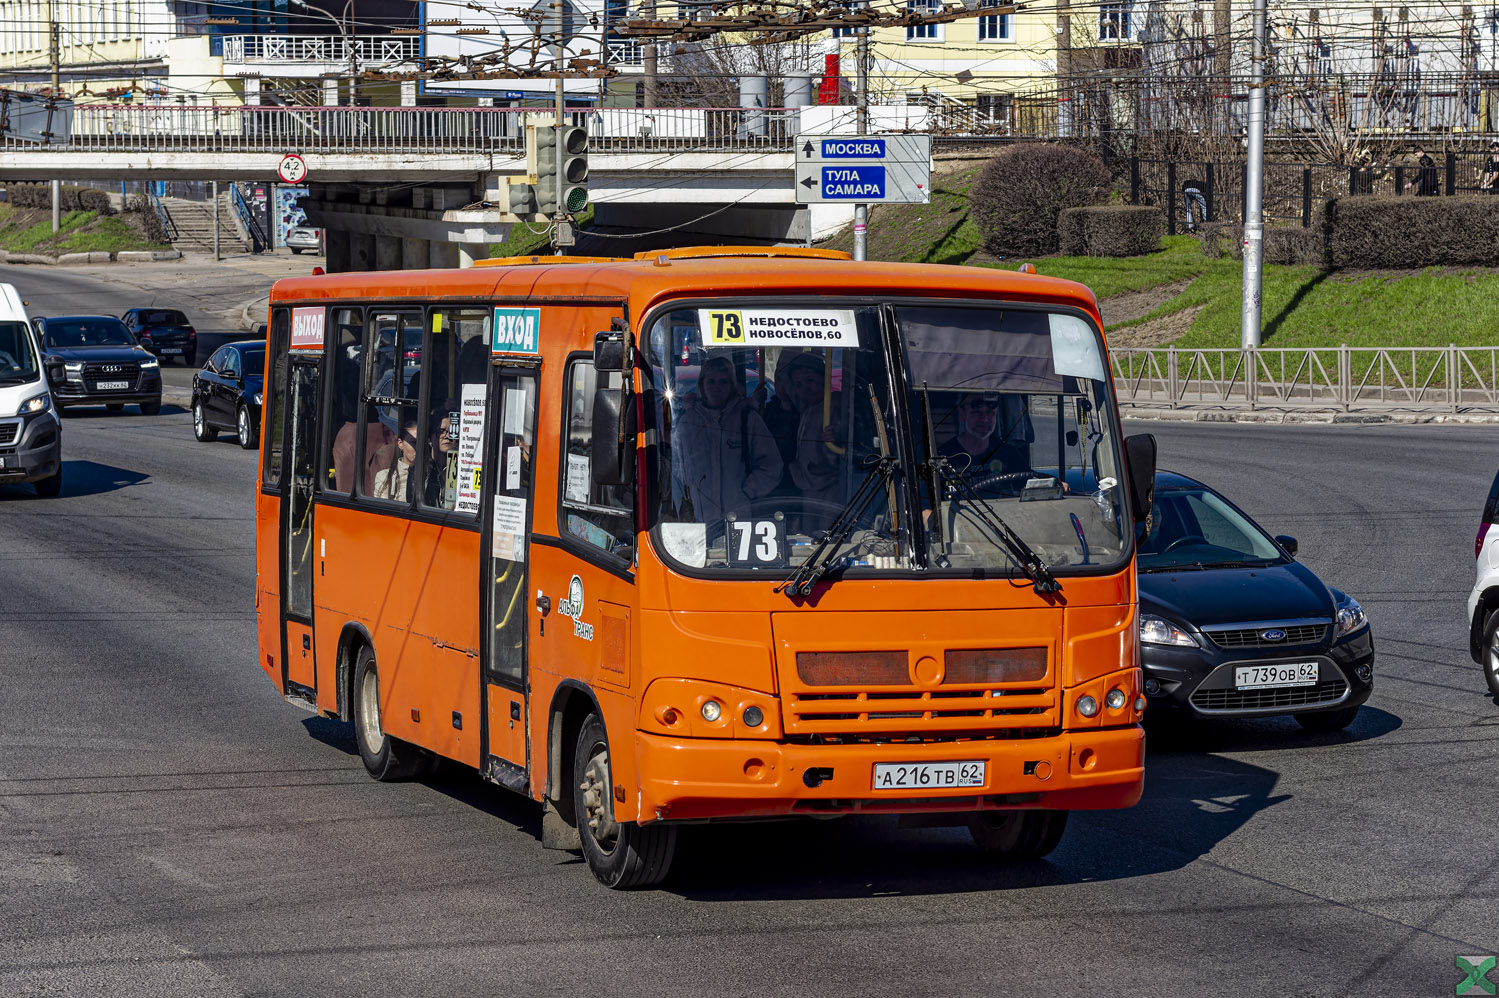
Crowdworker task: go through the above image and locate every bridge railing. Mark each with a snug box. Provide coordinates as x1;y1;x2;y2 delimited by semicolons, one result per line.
1110;345;1499;412
46;105;808;154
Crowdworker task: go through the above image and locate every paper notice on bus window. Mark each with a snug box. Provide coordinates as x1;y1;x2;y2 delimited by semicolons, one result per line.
1048;313;1106;382
660;523;707;568
696;308;859;348
503;386;527;435
455;383;487;515
506;445;521;491
565;453;590;503
491;495;527;562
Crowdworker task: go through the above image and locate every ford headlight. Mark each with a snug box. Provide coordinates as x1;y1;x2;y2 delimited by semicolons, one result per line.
1141;614;1199;647
1334;592;1368;637
20;393;50;414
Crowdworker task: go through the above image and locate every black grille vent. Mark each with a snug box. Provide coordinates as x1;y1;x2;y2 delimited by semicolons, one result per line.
1190;678;1347;712
1208;624;1328;648
82;362;141;392
0;423;16;445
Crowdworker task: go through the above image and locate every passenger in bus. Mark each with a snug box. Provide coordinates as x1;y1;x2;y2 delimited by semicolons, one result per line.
938;391;1035;482
423;404;459;508
371;414;419;501
789;388;848;529
331;406;395;495
457;334;488;386
763;351;825;495
673;354;782;524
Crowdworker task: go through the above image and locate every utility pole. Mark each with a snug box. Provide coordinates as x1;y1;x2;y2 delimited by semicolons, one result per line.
49;1;61;233
347;1;358;106
852;24;868;261
1056;0;1070;137
642;0;657;107
552;0;571;253
212;181;221;261
1241;0;1267;349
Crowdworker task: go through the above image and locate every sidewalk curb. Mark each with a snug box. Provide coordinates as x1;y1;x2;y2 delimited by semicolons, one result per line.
1122;407;1499;425
0;249;182;265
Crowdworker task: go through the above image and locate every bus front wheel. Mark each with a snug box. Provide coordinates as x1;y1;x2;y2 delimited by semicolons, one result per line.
572;713;675;889
968;809;1068;860
353;646;425;781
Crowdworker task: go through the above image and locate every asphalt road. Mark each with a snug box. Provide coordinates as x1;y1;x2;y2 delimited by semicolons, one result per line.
0;258;304;393
1;412;1496;997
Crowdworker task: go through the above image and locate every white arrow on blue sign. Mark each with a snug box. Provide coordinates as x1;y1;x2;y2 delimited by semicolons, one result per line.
794;133;931;204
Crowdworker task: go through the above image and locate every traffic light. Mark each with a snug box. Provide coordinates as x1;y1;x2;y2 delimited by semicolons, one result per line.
503;178;539;220
535;124;589;215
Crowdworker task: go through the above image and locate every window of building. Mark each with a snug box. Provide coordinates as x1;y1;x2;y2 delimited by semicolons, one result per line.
560;359;633;563
976;93;1012;127
1100;3;1132;40
418;308;490;515
833;0;866;39
978;0;1011;41
906;0;940;41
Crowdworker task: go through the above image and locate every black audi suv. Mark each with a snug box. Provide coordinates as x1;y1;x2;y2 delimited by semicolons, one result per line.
35;315;163;415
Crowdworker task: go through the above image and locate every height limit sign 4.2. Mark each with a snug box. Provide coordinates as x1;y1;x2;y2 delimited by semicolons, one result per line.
794;134;931;205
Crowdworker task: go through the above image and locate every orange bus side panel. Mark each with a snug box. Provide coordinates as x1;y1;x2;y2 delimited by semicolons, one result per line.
1063;603;1138;688
485;685;526;768
637;609;777;696
404;524;482;767
255;491;282;688
285;621;315;689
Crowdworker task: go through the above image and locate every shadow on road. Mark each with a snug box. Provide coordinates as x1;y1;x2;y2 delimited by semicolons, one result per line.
61;405;187;418
664;706;1402;900
0;459;149;500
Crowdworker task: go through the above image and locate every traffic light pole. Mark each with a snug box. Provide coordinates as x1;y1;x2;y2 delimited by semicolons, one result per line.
853;25;869;262
551;2;573;252
1240;0;1267;348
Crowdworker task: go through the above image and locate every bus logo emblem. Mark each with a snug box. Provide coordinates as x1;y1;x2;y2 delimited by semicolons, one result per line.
493;306;540;355
557;574;593;641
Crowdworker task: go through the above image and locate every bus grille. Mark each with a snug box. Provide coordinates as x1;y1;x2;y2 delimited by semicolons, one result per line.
1190;678;1348;713
785;686;1058;737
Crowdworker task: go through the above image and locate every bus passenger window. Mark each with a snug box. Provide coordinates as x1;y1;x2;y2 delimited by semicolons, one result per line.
561;360;633;561
420;308;489;514
359;311;422;503
263;308;290;488
325;308;387;496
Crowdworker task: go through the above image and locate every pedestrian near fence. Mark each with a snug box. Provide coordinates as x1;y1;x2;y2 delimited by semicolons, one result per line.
1483;142;1499;194
1405;146;1440;196
1181;178;1207;232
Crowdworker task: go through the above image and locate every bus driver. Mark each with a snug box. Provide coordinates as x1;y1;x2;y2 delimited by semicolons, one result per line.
673;354;782;526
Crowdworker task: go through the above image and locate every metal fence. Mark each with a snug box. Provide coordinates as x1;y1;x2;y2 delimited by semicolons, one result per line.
1111;346;1499;412
33;104;808;154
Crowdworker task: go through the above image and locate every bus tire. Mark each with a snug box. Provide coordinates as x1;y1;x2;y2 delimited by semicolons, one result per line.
572;713;675;889
353;645;423;781
968;809;1068;860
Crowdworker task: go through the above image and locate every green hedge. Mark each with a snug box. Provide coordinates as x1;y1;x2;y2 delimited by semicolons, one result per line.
1198;223;1325;266
969;143;1112;257
4;183;114;216
1057;205;1165;257
1324;195;1499;268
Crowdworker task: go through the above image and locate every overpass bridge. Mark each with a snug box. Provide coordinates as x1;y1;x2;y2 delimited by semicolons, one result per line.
2;103;947;270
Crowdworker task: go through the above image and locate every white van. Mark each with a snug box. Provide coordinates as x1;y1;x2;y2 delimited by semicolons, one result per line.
0;283;62;496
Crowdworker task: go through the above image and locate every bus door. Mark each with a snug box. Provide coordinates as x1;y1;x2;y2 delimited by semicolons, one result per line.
280;356;320;695
481;363;539;789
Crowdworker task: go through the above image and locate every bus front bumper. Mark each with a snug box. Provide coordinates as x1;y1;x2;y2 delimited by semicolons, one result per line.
632;725;1144;824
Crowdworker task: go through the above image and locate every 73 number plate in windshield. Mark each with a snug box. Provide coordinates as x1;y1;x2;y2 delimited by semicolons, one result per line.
873;761;985;791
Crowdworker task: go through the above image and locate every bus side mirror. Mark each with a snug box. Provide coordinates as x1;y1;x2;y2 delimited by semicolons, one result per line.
44;357;65;388
593;329;627;371
591;387;635;487
1124;433;1156;525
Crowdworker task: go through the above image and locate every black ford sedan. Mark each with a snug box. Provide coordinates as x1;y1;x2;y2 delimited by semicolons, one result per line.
1138;471;1374;732
191;340;264;449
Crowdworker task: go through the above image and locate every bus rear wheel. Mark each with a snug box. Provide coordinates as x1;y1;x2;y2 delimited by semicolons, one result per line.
353;646;425;781
968;810;1068;860
572;713;675;889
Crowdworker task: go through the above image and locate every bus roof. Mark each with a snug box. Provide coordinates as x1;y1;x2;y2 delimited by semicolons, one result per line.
268;249;1100;319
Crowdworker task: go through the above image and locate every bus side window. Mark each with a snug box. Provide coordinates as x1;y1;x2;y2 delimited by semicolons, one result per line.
262;308;290;490
360;311;421;503
420;307;488;514
561;359;633;562
324;308;367;496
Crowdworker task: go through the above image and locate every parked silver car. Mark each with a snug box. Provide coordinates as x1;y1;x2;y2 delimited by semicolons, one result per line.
285;226;322;255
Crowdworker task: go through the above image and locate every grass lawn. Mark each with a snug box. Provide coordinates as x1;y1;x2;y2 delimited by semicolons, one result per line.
0;205;171;255
488;206;594;259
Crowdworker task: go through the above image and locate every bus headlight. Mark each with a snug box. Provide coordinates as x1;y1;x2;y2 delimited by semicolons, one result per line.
640;678;781;739
1105;687;1127;711
700;700;722;722
1076;695;1099;718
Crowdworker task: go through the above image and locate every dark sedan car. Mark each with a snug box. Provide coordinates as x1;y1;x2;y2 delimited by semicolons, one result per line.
121;307;198;366
191;340;264;449
35;315;162;415
1138;471;1374;732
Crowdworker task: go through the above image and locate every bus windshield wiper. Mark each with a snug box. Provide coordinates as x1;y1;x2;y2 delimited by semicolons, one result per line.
775;454;895;599
918;386;1060;597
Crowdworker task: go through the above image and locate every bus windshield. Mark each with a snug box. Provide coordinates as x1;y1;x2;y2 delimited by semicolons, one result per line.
645;300;1128;578
0;321;40;384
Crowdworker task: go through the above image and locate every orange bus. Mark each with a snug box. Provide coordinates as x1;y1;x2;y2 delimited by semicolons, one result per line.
254;247;1156;888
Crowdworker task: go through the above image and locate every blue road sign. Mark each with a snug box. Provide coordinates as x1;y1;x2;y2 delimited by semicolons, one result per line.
820;138;886;159
819;166;886;199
